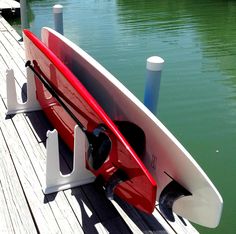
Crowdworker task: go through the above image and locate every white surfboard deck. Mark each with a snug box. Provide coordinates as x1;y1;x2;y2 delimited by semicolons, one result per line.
41;27;223;228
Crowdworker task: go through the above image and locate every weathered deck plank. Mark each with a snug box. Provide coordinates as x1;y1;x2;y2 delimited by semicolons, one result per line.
0;30;26;86
0;179;15;234
0;16;22;42
0;100;63;233
0;35;26;104
0;53;8;98
0;128;37;234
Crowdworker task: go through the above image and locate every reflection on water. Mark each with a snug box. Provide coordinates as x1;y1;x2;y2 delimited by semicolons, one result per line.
9;0;236;233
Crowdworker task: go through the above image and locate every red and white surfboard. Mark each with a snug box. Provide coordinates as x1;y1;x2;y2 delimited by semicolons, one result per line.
23;29;157;214
40;27;223;228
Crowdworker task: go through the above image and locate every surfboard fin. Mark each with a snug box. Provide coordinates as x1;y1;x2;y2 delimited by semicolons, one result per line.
87;124;112;170
159;180;192;222
105;169;128;200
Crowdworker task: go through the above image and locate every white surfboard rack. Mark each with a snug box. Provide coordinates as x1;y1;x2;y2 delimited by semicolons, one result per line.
6;68;41;115
43;125;95;194
5;68;95;194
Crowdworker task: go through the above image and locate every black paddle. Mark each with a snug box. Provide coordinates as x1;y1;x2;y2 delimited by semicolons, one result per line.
25;60;148;199
25;60;111;170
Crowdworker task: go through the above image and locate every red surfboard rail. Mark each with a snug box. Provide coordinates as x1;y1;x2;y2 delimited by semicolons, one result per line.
23;29;157;214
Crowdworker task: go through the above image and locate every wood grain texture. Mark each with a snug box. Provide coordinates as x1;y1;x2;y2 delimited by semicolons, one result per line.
0;128;37;234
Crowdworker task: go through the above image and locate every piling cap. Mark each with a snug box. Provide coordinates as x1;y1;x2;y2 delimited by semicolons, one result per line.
146;56;164;71
53;4;63;14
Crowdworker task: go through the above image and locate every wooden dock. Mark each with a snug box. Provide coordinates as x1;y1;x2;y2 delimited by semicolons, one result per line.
0;15;199;233
0;0;20;17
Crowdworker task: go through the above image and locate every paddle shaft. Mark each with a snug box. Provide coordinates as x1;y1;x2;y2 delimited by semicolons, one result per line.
25;60;113;171
25;60;87;133
26;61;123;178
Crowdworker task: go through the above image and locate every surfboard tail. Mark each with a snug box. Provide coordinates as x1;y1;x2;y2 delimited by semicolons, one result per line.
158;175;223;228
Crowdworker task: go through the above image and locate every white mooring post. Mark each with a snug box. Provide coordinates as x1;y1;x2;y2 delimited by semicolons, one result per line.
20;0;29;30
53;4;64;35
144;56;164;115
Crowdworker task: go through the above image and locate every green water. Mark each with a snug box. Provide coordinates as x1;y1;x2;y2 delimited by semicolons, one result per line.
9;0;236;233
